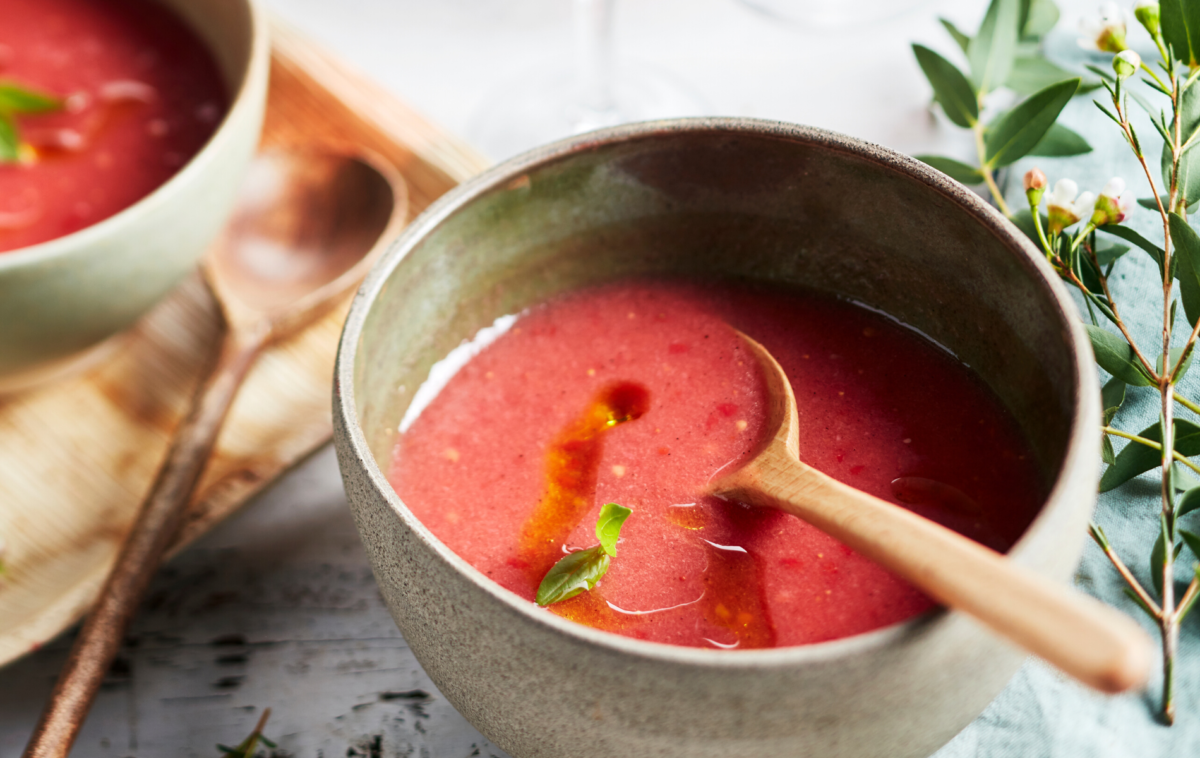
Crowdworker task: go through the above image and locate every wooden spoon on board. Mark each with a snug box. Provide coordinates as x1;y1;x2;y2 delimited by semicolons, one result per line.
709;333;1152;694
23;148;407;758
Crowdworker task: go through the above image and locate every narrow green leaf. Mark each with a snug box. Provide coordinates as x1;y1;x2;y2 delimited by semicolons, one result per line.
1180;485;1200;519
913;44;980;128
1139;195;1199;213
1084;63;1116;82
1021;0;1059;38
1164;80;1200;206
1100;419;1200;491
1182;529;1200;561
0;115;16;162
1011;209;1048;247
1171;213;1200;327
1123;587;1160;619
1100;225;1167;278
914;154;984;184
1086;324;1154;387
1006;56;1079;95
1158;347;1194;381
1151;516;1171;596
0;82;62;114
1162;0;1200;66
1102;377;1126;426
536;546;610;606
969;0;1021;95
1103;434;1117;465
595;502;632;556
985;78;1080;167
1027;123;1092;157
940;17;971;53
1181;566;1200;622
1094;239;1130;267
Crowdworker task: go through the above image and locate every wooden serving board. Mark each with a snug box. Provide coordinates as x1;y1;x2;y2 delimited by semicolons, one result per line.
0;22;489;667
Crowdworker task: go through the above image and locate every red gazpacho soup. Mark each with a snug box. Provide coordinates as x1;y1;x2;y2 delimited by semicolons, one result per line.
0;0;228;252
389;280;1046;650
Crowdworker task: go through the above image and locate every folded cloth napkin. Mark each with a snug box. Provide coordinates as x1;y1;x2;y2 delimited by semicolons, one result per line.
933;32;1200;758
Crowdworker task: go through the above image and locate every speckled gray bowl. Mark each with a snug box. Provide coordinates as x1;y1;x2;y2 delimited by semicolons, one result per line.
333;119;1100;758
0;0;269;387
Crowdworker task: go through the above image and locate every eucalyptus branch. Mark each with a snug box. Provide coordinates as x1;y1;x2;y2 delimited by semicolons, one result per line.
1091;523;1163;617
1103;426;1200;477
1175;391;1200;416
974;124;1012;217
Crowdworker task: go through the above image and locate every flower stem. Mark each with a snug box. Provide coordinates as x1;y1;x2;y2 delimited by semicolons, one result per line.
973;124;1011;217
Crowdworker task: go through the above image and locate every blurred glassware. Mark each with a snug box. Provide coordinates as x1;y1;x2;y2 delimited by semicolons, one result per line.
736;0;933;29
467;0;705;162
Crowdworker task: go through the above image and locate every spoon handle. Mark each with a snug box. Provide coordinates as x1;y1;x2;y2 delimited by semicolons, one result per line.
23;328;266;758
728;454;1152;694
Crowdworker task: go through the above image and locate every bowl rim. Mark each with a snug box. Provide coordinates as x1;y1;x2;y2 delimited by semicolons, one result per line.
335;116;1101;669
0;0;271;270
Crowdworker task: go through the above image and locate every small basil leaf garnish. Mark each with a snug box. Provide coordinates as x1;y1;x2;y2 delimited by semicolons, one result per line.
536;502;631;607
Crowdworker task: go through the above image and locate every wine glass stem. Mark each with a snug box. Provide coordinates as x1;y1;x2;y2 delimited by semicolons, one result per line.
574;0;616;117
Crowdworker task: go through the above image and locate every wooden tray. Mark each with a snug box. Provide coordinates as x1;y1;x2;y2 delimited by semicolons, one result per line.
0;22;489;667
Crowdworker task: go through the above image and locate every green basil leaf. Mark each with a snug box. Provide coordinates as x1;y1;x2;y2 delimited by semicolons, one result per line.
969;0;1021;95
536;546;610;606
1162;0;1200;66
1021;0;1060;38
0;114;16;162
939;17;971;53
1171;214;1200;328
1164;79;1200;206
1100;419;1200;491
1086;324;1154;387
1102;376;1126;426
912;45;979;128
1100;225;1167;278
1026;122;1092;157
1006;56;1078;95
985;78;1080;167
914;154;984;184
0;82;62;114
595;502;632;556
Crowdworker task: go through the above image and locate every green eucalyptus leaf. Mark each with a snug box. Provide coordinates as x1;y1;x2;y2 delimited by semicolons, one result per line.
1100;419;1200;491
1100;225;1167;278
914;154;984;184
536;546;610;606
1006;56;1079;95
1164;78;1200;206
1162;0;1200;66
595;502;631;556
0;83;62;114
1086;324;1155;387
940;17;971;53
1027;123;1092;156
912;45;979;128
1021;0;1059;38
1179;485;1200;518
0;115;16;162
1103;434;1117;465
1171;213;1200;327
1139;196;1199;213
1011;209;1048;246
969;0;1021;95
985;78;1080;167
1102;376;1126;426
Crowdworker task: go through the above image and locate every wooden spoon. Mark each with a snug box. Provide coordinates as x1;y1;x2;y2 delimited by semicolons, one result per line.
709;333;1152;694
23;148;408;758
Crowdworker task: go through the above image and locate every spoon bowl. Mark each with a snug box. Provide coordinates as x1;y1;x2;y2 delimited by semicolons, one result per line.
710;332;1153;694
24;148;407;758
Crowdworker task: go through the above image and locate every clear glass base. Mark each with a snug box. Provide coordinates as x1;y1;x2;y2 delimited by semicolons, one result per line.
466;62;707;163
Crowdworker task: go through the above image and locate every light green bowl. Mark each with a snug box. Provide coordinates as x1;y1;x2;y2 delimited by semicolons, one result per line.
0;0;270;387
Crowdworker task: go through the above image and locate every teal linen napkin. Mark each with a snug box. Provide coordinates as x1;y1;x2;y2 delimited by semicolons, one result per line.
932;32;1200;757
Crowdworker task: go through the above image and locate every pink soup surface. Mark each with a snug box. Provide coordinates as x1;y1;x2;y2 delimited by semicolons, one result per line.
0;0;228;252
390;280;1047;650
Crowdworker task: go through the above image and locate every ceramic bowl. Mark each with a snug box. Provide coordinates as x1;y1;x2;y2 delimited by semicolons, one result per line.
0;0;270;388
333;118;1100;758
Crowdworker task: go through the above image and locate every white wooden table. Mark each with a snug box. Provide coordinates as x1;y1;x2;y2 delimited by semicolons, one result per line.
0;0;1100;753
